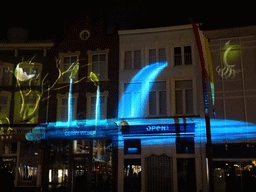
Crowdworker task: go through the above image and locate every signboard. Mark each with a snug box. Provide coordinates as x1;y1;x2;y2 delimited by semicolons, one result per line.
121;123;195;135
0;127;33;141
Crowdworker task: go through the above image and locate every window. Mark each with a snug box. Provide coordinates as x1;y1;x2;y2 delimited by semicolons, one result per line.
175;80;193;115
18;62;42;86
0;67;10;86
57;93;78;122
176;137;195;154
89;95;107;119
148;81;166;116
0;63;13;86
80;30;90;40
0;95;9;117
124;139;141;154
92;54;107;80
149;48;166;65
123;83;141;118
177;158;196;192
124;50;141;70
63;56;78;82
174;46;192;65
88;49;109;81
59;52;80;83
86;91;108;120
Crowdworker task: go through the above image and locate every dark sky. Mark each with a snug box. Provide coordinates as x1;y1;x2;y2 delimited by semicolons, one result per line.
0;1;255;41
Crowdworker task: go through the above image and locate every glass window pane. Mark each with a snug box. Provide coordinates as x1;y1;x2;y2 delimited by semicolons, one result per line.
64;57;70;64
159;48;166;62
71;56;77;63
149;49;156;64
174;47;181;55
184;46;192;65
185;89;193;114
125;51;132;70
175;90;183;114
175;80;192;89
184;46;191;54
177;158;196;192
92;55;98;62
134;50;141;69
174;47;182;65
149;91;156;115
99;54;106;61
150;81;166;91
159;91;166;115
176;137;195;154
123;93;131;117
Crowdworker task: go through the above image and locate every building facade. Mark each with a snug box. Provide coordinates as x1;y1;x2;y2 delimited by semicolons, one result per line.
0;28;54;190
117;24;256;192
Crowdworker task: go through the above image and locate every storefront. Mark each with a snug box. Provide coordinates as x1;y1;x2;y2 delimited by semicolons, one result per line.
23;117;256;191
116;118;256;192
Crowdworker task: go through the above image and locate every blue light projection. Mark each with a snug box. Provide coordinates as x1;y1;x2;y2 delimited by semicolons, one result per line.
95;86;100;127
25;60;256;145
118;62;167;118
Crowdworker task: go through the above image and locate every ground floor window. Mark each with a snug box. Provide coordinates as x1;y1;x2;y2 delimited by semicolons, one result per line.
177;158;196;192
213;160;256;192
124;159;141;192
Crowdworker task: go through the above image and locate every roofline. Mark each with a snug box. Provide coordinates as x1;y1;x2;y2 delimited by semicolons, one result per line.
118;24;193;35
0;42;54;50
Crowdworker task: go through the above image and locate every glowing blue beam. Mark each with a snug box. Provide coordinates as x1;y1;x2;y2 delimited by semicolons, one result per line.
68;78;73;125
95;86;100;127
118;62;167;118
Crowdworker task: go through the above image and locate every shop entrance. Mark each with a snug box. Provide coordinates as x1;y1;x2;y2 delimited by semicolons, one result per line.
213;160;256;192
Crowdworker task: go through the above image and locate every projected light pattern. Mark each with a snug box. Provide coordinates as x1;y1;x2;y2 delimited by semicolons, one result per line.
95;86;100;127
216;41;240;79
118;62;167;118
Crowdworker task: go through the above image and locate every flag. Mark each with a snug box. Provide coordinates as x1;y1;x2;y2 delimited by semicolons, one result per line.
191;21;215;116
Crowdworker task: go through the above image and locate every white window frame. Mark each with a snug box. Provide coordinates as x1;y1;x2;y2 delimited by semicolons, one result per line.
86;91;108;120
147;81;167;117
173;45;193;66
0;62;14;86
146;46;168;66
124;49;142;70
56;92;78;122
0;91;11;120
87;48;109;81
174;79;195;116
59;51;80;83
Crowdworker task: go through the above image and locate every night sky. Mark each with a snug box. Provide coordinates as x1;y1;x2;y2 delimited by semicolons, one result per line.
0;1;255;41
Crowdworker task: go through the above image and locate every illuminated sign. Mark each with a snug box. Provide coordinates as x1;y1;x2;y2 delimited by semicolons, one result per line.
64;130;96;137
122;123;195;135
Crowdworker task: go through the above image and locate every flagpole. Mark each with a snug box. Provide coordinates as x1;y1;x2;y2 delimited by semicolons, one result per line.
191;21;214;192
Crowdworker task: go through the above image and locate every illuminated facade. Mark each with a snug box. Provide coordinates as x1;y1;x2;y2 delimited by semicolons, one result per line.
0;28;54;189
117;25;256;192
2;23;256;192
